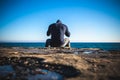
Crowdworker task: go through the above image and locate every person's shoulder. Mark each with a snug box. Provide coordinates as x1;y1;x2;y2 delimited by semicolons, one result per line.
62;24;68;28
49;23;56;27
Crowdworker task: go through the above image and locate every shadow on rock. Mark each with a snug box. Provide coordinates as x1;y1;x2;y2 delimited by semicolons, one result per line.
39;62;81;78
0;57;81;80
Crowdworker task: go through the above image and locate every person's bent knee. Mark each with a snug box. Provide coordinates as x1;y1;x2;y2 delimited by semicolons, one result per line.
61;38;70;47
45;39;51;47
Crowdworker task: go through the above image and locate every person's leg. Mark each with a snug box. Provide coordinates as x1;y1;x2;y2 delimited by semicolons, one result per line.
61;38;70;47
45;39;51;47
66;39;71;47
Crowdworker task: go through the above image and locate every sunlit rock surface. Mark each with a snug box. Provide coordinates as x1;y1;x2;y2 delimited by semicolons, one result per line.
0;47;120;80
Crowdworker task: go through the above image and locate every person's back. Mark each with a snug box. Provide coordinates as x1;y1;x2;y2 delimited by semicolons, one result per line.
45;20;70;47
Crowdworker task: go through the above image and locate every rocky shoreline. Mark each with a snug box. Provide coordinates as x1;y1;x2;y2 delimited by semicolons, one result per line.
0;47;120;80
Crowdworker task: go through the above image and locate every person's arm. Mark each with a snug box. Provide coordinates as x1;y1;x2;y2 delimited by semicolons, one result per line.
65;25;70;37
47;25;51;36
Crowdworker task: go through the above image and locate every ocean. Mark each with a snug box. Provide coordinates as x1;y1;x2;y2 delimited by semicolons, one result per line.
0;42;120;50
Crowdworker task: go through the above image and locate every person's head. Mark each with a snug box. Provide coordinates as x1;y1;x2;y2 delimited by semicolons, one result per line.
56;19;62;23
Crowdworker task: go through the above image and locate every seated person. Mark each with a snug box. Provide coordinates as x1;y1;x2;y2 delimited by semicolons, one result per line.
45;20;70;47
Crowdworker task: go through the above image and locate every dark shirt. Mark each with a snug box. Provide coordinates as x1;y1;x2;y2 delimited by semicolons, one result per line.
47;22;70;47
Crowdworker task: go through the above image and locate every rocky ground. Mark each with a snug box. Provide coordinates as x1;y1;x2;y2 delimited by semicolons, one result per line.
0;47;120;80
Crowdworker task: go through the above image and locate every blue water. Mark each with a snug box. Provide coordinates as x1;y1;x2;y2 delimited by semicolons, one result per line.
0;42;120;50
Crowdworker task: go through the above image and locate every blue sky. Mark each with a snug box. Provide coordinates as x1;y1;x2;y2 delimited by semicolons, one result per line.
0;0;120;42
